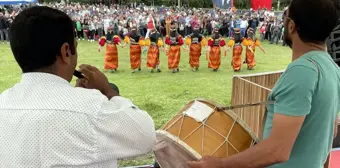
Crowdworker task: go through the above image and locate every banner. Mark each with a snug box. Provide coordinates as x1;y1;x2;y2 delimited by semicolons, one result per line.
251;0;272;10
213;0;232;9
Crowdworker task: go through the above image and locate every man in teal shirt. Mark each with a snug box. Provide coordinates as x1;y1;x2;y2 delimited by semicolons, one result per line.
189;0;340;167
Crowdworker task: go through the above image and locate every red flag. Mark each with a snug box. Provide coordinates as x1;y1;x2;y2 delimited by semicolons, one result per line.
251;0;272;10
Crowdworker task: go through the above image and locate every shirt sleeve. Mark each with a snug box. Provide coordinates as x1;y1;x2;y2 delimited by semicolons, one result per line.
94;96;156;160
273;65;318;116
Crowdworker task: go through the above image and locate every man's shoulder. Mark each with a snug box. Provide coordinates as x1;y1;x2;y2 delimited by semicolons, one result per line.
0;84;107;115
291;51;336;72
274;58;319;91
287;53;323;72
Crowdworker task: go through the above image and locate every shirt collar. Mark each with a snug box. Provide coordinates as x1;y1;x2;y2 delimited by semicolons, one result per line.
20;72;72;87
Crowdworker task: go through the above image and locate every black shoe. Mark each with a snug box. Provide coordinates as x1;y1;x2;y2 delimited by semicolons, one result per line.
177;68;180;72
138;68;141;71
157;69;161;72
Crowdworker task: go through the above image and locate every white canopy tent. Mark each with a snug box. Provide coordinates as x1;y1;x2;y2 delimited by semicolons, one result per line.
0;0;36;5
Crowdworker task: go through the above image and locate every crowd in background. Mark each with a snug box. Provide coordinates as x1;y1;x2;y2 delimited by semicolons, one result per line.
0;2;286;46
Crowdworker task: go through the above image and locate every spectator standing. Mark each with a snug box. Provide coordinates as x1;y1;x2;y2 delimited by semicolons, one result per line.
240;16;248;37
260;23;266;42
0;13;9;44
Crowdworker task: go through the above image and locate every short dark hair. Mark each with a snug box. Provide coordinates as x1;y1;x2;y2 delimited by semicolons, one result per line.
10;6;76;73
288;0;340;44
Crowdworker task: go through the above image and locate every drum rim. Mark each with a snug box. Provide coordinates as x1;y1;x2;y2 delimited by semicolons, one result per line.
154;130;201;168
155;130;202;158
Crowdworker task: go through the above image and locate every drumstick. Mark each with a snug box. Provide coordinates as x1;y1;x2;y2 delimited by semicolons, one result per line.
217;101;275;111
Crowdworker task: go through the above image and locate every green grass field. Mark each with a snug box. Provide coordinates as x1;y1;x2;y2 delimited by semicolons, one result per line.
0;39;291;167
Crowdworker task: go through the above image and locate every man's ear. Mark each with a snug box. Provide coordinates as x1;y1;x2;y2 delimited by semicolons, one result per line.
289;20;297;34
60;42;71;65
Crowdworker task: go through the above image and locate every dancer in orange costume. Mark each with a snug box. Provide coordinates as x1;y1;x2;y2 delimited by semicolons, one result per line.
243;28;266;70
227;28;244;72
165;24;184;73
145;28;163;73
207;28;227;72
185;27;207;72
98;27;121;73
124;27;145;73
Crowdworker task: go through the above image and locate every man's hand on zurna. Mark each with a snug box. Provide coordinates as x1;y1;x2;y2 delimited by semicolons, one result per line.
75;78;88;88
78;64;118;99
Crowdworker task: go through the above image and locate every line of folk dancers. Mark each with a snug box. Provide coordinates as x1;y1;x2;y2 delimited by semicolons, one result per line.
98;24;266;73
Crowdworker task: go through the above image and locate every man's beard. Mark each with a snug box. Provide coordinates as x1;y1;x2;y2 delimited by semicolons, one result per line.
284;20;293;48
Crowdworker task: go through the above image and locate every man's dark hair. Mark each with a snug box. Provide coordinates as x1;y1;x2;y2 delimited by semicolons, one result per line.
10;6;76;73
288;0;340;44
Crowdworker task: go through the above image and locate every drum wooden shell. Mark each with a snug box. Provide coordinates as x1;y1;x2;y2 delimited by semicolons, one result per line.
154;99;259;168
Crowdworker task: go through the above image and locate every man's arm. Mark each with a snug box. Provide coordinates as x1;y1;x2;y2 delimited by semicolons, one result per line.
95;96;156;160
220;114;305;168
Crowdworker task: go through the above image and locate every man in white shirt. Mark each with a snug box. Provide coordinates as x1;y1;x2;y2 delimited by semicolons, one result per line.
0;6;156;168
